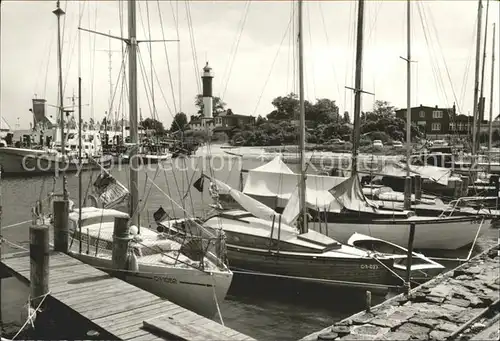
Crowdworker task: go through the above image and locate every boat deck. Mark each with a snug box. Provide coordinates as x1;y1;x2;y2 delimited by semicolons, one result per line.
0;251;255;341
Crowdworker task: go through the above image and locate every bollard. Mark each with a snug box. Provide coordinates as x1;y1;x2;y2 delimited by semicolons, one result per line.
414;175;422;203
53;200;69;253
112;217;131;270
461;175;470;197
403;176;412;210
365;290;372;313
405;223;416;295
30;223;50;309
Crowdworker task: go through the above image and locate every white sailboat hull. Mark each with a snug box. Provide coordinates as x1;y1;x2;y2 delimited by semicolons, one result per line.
310;217;487;250
70;251;232;319
0;147;110;175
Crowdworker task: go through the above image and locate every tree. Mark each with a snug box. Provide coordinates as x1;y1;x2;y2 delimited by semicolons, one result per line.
170;112;188;132
142;117;165;134
195;94;226;116
372;100;396;118
343;111;350;124
267;93;299;121
306;98;340;125
255;115;266;126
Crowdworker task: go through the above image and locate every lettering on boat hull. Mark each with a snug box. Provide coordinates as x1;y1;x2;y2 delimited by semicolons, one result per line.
153;275;178;284
360;264;380;270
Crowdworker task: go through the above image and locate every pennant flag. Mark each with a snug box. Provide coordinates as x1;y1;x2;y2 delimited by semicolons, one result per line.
193;175;205;193
153;206;168;222
93;172;129;209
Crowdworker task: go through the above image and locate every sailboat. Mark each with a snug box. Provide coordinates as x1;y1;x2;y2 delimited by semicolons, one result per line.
224;0;489;251
58;0;232;318
156;0;444;289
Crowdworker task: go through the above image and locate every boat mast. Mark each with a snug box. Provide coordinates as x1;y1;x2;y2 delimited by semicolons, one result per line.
488;24;496;152
403;0;412;210
298;0;307;233
54;0;67;200
472;0;483;156
478;0;490;152
128;0;139;229
351;0;365;175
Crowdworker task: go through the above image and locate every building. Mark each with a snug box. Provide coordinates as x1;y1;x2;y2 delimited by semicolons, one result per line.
395;104;464;139
187;109;255;139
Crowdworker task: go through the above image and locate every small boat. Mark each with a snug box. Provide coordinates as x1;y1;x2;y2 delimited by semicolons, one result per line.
67;207;232;318
347;232;445;282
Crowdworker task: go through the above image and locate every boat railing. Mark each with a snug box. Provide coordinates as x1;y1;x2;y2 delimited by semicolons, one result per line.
439;196;492;218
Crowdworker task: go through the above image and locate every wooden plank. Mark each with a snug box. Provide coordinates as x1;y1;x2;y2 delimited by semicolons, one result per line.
120;329;151;340
94;301;168;326
60;284;134;306
143;318;207;341
102;302;179;331
51;276;118;296
127;333;165;341
71;289;153;312
84;295;164;320
103;303;177;334
52;276;126;297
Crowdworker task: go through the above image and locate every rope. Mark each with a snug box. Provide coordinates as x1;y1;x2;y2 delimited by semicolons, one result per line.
1;220;31;231
0;237;29;252
156;0;178;116
185;0;201;94
252;14;294;116
211;273;224;326
220;0;251;100
11;291;51;340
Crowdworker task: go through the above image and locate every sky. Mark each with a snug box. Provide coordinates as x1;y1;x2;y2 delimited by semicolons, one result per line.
0;0;499;130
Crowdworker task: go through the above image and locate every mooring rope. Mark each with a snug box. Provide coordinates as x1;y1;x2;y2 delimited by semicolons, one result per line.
11;291;51;340
210;273;225;326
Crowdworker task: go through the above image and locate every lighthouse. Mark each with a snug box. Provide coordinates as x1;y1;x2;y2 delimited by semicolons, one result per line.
201;62;214;119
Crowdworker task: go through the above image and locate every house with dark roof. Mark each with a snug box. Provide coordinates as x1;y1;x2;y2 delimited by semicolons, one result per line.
187;109;255;139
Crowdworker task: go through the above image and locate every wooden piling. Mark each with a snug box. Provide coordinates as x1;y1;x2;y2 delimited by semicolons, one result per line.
414;175;422;203
112;217;130;270
405;222;416;295
30;223;49;309
461;175;470;197
53;200;69;253
365;290;371;313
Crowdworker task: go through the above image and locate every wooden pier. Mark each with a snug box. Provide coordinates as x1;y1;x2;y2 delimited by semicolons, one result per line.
300;242;499;341
0;250;255;341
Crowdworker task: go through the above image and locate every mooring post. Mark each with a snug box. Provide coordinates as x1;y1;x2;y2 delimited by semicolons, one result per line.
461;175;470;197
53;200;69;253
112;217;131;270
365;290;371;313
30;223;49;309
405;222;416;295
414;175;422;203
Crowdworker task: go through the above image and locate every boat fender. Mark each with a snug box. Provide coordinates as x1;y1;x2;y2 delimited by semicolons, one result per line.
130;225;139;235
127;249;139;272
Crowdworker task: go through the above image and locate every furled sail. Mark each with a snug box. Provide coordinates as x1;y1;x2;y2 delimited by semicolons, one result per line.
211;177;293;224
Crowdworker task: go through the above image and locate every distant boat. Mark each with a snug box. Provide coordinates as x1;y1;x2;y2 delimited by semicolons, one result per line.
0;129;112;175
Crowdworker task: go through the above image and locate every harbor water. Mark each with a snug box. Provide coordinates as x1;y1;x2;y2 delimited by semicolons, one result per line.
0;154;495;339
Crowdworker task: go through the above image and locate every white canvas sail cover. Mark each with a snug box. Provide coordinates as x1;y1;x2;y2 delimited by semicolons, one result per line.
212;178;291;224
243;155;346;202
380;161;452;186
